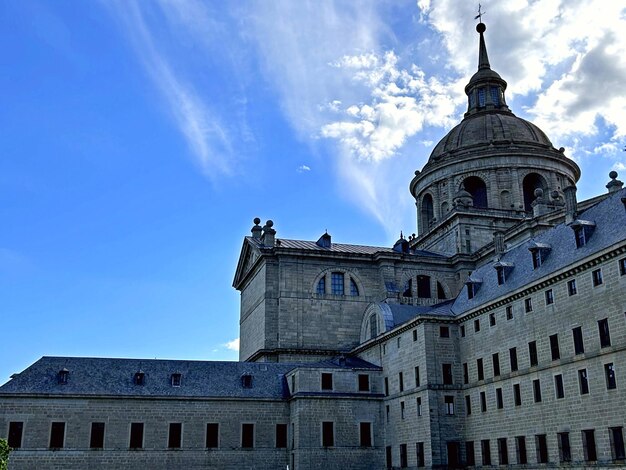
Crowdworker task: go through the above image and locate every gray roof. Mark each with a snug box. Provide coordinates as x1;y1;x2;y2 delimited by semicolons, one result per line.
0;356;378;399
452;188;626;315
380;300;455;330
248;237;443;258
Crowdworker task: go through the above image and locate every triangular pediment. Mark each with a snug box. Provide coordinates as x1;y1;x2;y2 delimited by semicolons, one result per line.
233;238;262;289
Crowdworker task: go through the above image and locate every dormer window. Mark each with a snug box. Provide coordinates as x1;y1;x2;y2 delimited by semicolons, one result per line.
57;368;69;385
571;220;596;248
134;371;145;386
528;242;551;269
532;249;542;268
241;374;253;388
171;373;182;387
494;262;513;286
466;277;482;300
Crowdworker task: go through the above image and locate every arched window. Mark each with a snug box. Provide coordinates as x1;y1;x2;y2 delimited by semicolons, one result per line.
316;277;326;294
369;314;378;339
331;272;344;295
421;194;434;231
523;173;547;212
463;177;488;209
350;278;359;296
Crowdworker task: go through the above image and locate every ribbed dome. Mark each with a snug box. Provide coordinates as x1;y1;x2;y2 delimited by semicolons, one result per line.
428;111;553;162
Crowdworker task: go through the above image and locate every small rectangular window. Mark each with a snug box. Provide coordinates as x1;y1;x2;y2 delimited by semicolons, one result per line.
533;379;542;403
515;436;527;464
532;249;542;269
49;422;65;449
416;442;425;467
497;267;506;285
545;289;554;305
384;377;389;396
568;279;577;296
592;268;603;286
477;358;484;381
573;326;585;354
168;423;182;449
489;312;496;326
480;391;487;412
496;388;503;409
415;367;420;388
536;434;549;463
466;441;475;466
241;423;254;448
416;397;422;416
386;446;392;470
582;429;597;462
386;405;390;422
550;334;560;360
610;427;625;461
276;424;287;448
492;353;500;376
579;369;589;395
322;422;334;447
399;372;404;392
605;363;617;390
241;374;253;388
463;363;469;384
509;347;518;372
529;341;538;366
598;318;611;347
206;423;219;448
442;364;453;385
620;258;626;276
90;422;105;449
474;318;480;332
524;298;533;313
321;373;333;390
506;305;513;320
440;326;450;337
481;439;491;465
465;395;472;415
460;325;466;337
413;329;417;341
400;401;405;419
359;422;372;447
558;432;571;462
8;422;23;449
129;423;143;449
513;383;522;406
397;336;401;349
498;438;508;465
575;227;586;248
445;395;454;415
358;374;370;392
554;374;565;399
171;373;182;387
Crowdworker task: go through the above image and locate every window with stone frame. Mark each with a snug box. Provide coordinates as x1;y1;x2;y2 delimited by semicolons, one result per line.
206;423;219;448
331;272;344;295
620;258;626;276
321;422;334;447
241;423;254;448
8;422;23;449
554;374;565;399
545;289;554;305
359;422;372;447
275;424;287;449
598;318;611;347
610;427;626;461
509;347;518;372
578;369;589;395
582;429;597;462
567;279;577;296
573;326;585;354
558;432;571;462
444;395;455;415
605;363;617;390
592;268;603;286
49;422;66;449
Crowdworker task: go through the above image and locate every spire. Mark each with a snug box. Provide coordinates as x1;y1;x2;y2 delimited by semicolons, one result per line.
477;23;491;70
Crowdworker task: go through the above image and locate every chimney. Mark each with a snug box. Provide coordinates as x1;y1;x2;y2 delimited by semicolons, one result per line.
606;171;624;194
261;220;276;247
563;186;578;224
251;218;262;239
493;230;505;257
531;188;549;217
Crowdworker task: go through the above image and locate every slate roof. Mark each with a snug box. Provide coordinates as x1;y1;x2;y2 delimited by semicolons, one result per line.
451;188;626;315
379;300;455;330
247;237;443;258
0;356;378;399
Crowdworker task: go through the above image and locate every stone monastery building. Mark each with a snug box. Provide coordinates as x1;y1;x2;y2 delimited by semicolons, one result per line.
2;22;626;470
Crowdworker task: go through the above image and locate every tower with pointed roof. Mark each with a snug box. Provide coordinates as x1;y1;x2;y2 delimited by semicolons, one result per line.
410;22;580;256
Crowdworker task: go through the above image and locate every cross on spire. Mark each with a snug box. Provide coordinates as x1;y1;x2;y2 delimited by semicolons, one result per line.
474;4;486;23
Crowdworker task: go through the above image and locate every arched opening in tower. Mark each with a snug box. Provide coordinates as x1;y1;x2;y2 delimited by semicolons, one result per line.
421;193;434;229
523;173;547;212
463;176;488;208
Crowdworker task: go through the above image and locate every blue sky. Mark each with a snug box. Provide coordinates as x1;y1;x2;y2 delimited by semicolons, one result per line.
1;1;625;383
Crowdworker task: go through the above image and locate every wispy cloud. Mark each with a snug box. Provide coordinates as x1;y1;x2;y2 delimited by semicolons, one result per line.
297;165;311;173
224;338;240;352
107;1;234;178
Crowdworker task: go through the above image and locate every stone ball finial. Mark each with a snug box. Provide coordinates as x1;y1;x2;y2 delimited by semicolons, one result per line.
609;170;618;180
266;220;274;228
476;22;486;34
559;147;565;153
253;217;261;225
534;188;544;198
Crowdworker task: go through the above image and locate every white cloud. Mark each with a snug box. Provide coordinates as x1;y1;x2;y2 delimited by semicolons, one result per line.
224;338;240;352
106;1;235;178
297;165;311;173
